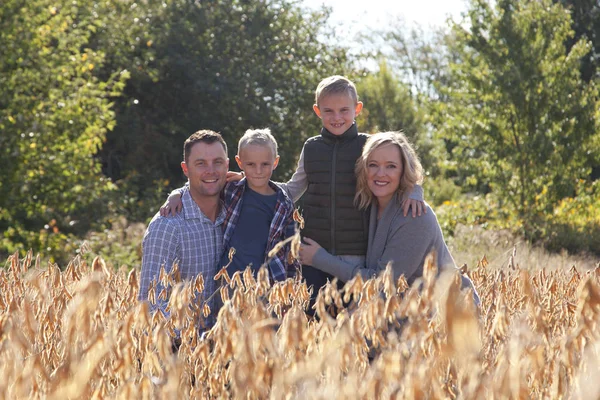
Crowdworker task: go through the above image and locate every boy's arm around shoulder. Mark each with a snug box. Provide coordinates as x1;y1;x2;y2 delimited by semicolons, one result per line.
403;184;426;217
408;184;423;201
170;182;189;196
276;145;308;203
160;184;189;217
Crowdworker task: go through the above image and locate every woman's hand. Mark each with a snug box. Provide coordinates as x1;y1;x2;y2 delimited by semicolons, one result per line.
159;193;183;217
402;198;426;218
299;237;322;266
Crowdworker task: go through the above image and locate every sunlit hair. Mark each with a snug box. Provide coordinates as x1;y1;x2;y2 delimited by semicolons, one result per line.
183;129;227;162
237;128;278;158
314;75;359;107
355;131;424;210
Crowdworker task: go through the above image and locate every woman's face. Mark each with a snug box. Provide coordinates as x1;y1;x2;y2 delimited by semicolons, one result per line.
366;143;403;206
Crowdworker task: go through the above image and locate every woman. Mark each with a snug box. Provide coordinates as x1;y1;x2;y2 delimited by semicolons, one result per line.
300;131;478;300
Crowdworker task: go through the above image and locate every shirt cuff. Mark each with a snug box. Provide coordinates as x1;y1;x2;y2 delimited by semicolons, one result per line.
408;184;424;201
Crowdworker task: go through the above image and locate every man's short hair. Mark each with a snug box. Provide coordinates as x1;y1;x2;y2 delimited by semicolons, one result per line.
314;75;359;107
183;130;227;162
237;128;278;157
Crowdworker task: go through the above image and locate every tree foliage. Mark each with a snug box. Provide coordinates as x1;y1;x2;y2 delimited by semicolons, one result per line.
371;24;476;187
382;25;455;105
0;0;352;260
556;0;600;82
356;61;422;139
3;0;599;261
434;0;599;228
354;61;442;173
0;0;129;259
557;0;600;179
100;0;351;221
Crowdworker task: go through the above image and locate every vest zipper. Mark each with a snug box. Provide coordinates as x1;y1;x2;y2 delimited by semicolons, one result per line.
330;141;338;255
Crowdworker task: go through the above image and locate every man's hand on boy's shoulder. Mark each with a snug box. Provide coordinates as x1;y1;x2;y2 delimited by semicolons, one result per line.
226;170;244;182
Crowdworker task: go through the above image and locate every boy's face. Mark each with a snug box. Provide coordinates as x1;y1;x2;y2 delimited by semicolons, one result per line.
235;144;280;194
313;93;363;136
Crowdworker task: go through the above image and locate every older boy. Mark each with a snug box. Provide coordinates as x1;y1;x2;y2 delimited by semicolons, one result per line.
280;75;425;302
161;129;300;280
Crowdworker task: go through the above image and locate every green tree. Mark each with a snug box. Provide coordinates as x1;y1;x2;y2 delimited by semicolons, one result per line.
360;26;469;199
356;61;422;139
382;25;456;105
354;61;443;175
435;0;599;229
556;0;600;82
557;0;600;180
0;0;353;261
100;0;352;221
0;0;129;260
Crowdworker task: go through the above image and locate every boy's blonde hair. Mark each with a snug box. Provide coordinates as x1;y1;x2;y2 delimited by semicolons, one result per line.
355;131;424;210
314;75;359;107
237;128;278;157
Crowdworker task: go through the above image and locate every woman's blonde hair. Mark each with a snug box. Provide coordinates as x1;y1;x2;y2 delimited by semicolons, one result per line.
355;131;424;210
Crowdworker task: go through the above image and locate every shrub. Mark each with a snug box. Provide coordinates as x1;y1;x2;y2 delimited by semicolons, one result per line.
542;180;600;255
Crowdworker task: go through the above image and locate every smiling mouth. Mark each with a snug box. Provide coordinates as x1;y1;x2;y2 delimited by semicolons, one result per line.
203;179;218;183
373;181;389;186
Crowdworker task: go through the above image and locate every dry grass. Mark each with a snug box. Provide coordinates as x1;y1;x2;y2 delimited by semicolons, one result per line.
449;224;600;271
1;243;600;399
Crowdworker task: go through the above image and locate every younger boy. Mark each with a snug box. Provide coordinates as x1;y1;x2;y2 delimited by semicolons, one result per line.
162;129;300;281
219;129;300;279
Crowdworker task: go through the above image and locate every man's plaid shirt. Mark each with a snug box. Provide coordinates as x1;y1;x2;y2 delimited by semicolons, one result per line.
222;179;301;281
139;190;225;323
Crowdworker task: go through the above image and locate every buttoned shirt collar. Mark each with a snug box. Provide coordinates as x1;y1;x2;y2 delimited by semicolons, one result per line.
182;189;226;226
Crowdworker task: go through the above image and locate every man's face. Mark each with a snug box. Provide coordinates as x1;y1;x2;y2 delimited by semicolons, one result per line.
235;144;279;194
182;141;228;199
313;93;363;136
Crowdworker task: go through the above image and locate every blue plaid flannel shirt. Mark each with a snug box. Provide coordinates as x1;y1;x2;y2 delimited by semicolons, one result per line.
139;190;225;327
222;179;301;281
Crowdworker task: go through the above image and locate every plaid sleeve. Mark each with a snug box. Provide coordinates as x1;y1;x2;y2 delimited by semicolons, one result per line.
282;209;301;277
222;181;237;203
284;211;297;240
139;217;179;316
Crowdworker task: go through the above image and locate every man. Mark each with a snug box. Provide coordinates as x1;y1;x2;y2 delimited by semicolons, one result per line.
139;130;229;328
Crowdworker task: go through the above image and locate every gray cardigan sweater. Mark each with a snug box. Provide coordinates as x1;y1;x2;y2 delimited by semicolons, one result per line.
312;193;477;297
